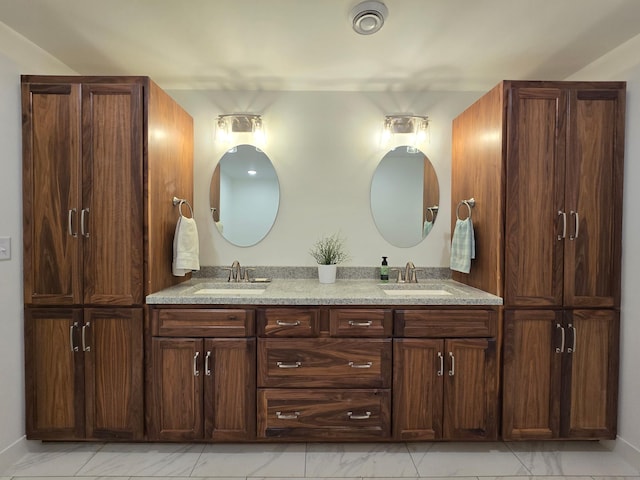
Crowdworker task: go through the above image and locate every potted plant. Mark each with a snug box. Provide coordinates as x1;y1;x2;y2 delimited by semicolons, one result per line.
309;232;350;283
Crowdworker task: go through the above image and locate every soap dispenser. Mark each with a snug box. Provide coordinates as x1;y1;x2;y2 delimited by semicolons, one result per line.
380;256;389;282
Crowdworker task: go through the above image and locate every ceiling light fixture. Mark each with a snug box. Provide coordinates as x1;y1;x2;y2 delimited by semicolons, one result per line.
380;114;429;147
216;113;266;146
350;0;388;35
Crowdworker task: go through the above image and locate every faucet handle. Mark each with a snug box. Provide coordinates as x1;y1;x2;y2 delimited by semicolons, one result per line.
410;268;424;283
243;268;255;282
221;267;234;282
390;268;404;283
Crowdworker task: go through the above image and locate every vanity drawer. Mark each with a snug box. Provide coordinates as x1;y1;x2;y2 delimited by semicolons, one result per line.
394;309;497;338
258;338;391;388
151;308;254;337
257;388;391;440
257;308;320;337
329;308;392;337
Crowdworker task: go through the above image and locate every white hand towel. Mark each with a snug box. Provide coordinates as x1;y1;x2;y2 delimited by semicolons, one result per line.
423;219;433;237
450;217;475;273
172;216;200;276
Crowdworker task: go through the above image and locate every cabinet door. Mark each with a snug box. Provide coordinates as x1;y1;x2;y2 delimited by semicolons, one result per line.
505;87;566;307
22;83;82;305
392;339;443;440
443;338;498;440
149;338;203;440
204;338;256;441
502;310;562;440
561;309;619;438
84;308;143;440
564;87;625;308
25;308;85;439
81;84;143;305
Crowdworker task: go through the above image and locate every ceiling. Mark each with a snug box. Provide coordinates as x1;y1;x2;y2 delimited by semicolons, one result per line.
1;0;640;92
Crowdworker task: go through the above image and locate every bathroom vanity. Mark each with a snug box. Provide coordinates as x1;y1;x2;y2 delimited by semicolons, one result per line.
145;279;501;442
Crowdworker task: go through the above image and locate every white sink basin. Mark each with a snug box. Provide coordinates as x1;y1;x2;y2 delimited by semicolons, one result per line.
195;288;266;295
382;289;452;296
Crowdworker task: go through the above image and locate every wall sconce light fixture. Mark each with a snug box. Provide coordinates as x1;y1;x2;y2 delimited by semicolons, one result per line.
380;114;429;147
216;113;266;146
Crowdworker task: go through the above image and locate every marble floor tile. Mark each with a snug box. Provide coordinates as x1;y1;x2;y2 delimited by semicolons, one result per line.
2;442;102;477
508;441;640;476
408;442;531;477
305;443;419;478
191;443;306;477
75;443;204;477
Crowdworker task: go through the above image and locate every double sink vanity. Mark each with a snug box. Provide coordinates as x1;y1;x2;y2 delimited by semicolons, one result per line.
145;274;502;442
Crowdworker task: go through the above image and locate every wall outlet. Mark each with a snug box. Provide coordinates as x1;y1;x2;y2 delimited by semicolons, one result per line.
0;237;11;260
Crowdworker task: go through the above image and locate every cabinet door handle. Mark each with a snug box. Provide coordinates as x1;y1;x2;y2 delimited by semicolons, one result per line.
193;351;200;376
69;322;79;352
567;324;577;354
68;208;78;237
556;323;565;353
81;322;91;352
276;320;300;326
276;411;300;420
570;210;579;240
347;411;372;420
348;320;372;327
348;361;372;368
205;351;212;376
557;210;566;240
437;351;444;376
80;208;90;237
448;352;455;376
276;361;301;368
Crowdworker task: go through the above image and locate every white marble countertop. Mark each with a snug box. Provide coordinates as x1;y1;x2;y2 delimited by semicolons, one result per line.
146;278;503;306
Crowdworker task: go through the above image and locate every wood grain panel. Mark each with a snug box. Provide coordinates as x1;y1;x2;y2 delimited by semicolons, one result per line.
152;307;255;337
394;309;496;337
258;308;320;337
329;308;392;337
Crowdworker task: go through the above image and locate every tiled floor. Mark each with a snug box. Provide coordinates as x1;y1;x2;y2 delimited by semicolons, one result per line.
1;441;639;479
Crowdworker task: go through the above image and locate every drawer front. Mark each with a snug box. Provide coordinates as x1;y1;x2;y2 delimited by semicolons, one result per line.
258;308;320;337
329;308;392;337
151;308;254;337
258;338;391;388
257;388;391;440
394;309;497;337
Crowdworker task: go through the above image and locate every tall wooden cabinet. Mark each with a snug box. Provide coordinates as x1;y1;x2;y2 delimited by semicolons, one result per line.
451;81;625;440
22;76;194;440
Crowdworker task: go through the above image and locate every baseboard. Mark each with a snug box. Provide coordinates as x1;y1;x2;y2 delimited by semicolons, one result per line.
602;436;640;471
0;435;28;475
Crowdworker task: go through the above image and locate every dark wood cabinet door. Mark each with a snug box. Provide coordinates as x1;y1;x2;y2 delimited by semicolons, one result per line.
81;83;143;305
392;339;443;440
84;308;143;440
563;88;625;308
22;83;82;305
204;338;256;441
561;309;619;438
149;337;203;440
505;87;566;307
443;338;498;440
502;310;563;440
25;308;85;439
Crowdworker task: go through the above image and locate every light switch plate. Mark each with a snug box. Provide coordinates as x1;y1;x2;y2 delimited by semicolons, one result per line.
0;237;11;260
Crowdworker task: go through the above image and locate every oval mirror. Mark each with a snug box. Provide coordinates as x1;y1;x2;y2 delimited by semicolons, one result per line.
209;144;280;247
370;146;440;247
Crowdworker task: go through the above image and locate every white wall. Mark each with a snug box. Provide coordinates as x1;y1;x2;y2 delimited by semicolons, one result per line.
567;33;640;465
168;89;480;269
0;23;76;461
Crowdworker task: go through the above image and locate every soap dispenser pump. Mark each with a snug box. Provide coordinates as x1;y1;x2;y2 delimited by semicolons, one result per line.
380;256;389;282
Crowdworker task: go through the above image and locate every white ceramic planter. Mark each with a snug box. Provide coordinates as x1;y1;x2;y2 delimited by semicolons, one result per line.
317;264;337;284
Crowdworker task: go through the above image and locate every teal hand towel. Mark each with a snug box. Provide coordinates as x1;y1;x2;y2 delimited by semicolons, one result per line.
450;217;475;273
423;220;433;237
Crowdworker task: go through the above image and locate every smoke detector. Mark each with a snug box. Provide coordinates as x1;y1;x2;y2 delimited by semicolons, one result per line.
349;1;388;35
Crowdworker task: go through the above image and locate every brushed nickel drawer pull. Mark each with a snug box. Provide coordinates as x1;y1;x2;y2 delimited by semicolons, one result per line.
348;361;373;368
276;361;302;368
556;323;565;353
81;322;90;352
570;210;580;240
276;411;300;420
276;320;301;326
193;351;200;377
80;208;90;237
347;411;372;420
205;351;212;376
69;322;79;352
68;208;78;237
437;351;444;376
448;352;455;376
567;324;577;354
348;320;373;327
557;210;566;240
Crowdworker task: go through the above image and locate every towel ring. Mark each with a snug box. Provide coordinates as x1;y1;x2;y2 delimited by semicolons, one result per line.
456;198;475;220
172;196;194;218
425;207;437;223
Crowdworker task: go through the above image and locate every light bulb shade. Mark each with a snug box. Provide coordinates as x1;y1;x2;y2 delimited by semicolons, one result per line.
380;114;429;147
216;114;266;146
